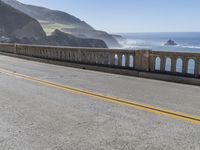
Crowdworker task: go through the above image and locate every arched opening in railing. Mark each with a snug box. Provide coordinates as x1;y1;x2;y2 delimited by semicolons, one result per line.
176;58;183;73
114;54;118;66
122;54;126;67
129;55;134;67
165;57;172;72
187;59;195;74
155;57;161;71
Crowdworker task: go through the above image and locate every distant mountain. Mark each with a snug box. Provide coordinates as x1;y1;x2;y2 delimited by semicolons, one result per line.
0;0;46;40
2;0;121;48
2;0;93;30
0;0;107;48
62;28;121;48
13;29;107;48
17;29;107;48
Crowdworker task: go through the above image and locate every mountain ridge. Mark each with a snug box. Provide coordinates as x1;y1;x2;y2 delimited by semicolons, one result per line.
2;0;94;30
0;0;107;48
0;0;46;40
2;0;121;48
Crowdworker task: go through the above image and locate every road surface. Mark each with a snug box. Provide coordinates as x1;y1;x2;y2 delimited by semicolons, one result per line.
0;54;200;150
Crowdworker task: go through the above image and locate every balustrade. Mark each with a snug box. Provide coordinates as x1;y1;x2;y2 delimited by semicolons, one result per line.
0;43;200;78
151;51;200;78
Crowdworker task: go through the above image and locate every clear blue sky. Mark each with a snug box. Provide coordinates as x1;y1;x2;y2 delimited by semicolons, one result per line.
18;0;200;33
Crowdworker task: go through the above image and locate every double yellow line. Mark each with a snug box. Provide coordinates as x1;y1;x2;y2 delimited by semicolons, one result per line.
0;68;200;125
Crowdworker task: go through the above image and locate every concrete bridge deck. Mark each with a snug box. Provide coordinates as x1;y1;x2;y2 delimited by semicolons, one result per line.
0;54;200;150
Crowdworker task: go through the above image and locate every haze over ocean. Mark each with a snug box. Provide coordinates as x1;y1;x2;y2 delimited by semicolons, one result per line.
119;32;200;52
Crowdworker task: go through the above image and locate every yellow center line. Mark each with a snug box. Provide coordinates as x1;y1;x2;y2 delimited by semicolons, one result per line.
0;67;200;125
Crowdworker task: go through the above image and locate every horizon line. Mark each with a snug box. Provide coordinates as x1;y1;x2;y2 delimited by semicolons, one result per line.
112;31;200;34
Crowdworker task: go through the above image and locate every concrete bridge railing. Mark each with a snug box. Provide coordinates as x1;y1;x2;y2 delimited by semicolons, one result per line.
0;43;200;80
150;51;200;78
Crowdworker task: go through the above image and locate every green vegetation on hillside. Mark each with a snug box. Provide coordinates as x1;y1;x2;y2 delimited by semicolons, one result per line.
40;21;78;35
2;0;121;48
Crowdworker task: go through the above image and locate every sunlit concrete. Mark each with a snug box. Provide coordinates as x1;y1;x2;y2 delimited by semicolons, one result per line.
0;55;200;150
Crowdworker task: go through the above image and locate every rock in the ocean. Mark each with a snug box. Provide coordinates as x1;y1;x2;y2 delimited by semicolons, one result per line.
164;40;177;46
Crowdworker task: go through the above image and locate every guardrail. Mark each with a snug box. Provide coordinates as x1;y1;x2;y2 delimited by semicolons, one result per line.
0;43;199;79
150;51;200;78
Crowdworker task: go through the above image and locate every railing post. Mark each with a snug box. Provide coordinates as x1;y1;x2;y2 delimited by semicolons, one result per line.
182;58;188;74
160;56;165;72
95;52;100;65
125;54;130;67
90;52;96;64
171;57;177;73
135;50;151;71
98;52;103;65
195;59;200;78
110;53;115;66
85;51;90;63
150;56;156;72
14;43;17;54
84;51;88;63
77;49;81;62
104;52;109;65
82;51;87;63
118;53;122;67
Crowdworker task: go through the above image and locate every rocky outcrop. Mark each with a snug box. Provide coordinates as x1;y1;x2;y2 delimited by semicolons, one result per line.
164;40;177;46
0;1;46;40
2;0;93;30
2;0;121;48
0;0;108;48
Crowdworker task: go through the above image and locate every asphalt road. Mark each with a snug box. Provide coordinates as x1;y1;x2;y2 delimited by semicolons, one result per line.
0;54;200;150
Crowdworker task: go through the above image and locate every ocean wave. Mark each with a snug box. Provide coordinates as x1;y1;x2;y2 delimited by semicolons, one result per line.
181;45;200;49
119;39;156;49
118;37;200;50
162;44;200;49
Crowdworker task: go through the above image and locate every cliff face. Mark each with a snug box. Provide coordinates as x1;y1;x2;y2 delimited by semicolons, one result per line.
2;0;93;30
0;1;46;39
0;0;108;48
62;28;121;48
2;0;121;48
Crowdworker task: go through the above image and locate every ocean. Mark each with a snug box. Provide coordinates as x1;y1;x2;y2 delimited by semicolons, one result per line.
119;32;200;53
